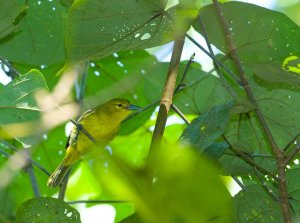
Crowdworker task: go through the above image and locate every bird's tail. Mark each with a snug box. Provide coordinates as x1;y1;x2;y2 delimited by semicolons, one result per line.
47;160;71;188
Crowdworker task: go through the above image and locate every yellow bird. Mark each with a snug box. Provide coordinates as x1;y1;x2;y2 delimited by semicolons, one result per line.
47;98;139;188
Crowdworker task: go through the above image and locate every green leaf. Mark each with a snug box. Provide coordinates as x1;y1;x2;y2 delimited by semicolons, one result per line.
0;1;66;65
16;197;81;223
233;184;282;223
286;168;300;215
179;103;232;153
85;50;231;116
0;0;25;40
0;171;33;222
66;0;176;63
0;69;49;145
197;2;300;86
91;143;233;223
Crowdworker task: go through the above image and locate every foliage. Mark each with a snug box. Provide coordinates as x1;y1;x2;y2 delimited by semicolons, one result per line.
0;0;300;223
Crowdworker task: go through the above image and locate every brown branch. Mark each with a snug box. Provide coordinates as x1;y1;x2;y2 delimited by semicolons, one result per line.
149;36;185;151
212;1;291;221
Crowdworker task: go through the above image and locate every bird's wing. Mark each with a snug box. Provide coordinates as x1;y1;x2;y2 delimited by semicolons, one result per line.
65;109;95;149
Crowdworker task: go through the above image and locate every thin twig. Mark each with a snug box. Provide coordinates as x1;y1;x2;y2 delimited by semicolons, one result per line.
212;1;290;221
285;145;300;166
67;199;129;204
231;175;246;191
196;16;238;99
58;170;70;200
186;34;240;85
174;53;195;94
24;163;40;197
222;135;278;180
0;146;41;197
283;131;300;152
126;52;196;122
69;119;97;144
171;104;190;125
253;168;278;202
0;139;50;176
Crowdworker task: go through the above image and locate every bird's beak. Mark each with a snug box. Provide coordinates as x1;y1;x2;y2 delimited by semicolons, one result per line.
126;104;140;110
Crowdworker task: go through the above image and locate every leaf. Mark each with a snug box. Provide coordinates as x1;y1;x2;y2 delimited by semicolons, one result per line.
233;184;282;223
0;1;66;65
86;50;231;117
16;197;81;223
196;2;300;86
179;103;232;153
91;143;233;223
66;0;176;63
0;171;33;222
285;168;300;215
0;0;25;40
0;69;49;145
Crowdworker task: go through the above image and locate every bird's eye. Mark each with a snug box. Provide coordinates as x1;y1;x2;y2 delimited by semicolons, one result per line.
117;103;123;108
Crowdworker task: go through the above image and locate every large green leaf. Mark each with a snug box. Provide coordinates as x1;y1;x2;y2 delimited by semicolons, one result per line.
0;69;49;145
0;0;66;65
85;50;231;117
196;2;300;86
179;103;232;155
16;197;81;223
0;0;25;40
233;184;282;223
66;0;177;63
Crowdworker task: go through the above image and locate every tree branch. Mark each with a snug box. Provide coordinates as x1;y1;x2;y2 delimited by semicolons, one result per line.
149;36;185;151
212;1;290;221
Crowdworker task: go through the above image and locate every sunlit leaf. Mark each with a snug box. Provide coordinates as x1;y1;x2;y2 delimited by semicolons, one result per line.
0;69;48;145
197;2;300;86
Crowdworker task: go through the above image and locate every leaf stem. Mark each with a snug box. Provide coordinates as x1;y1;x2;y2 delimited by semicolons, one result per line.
24;162;41;198
67;199;129;204
212;0;290;221
285;145;300;165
